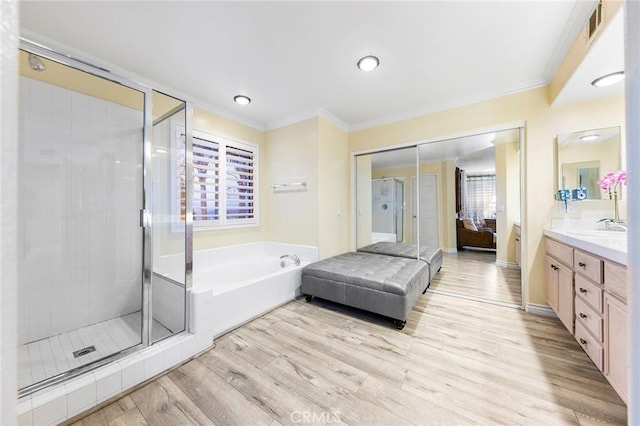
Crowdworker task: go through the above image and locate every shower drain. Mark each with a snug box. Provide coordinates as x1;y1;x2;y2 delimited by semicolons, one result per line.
72;345;96;358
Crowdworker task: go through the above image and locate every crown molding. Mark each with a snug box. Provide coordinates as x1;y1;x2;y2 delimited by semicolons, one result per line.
264;107;348;132
316;108;349;132
542;0;598;81
264;110;321;132
349;80;546;133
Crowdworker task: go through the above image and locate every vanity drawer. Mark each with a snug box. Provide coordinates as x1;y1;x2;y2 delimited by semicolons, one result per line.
575;296;603;342
605;261;627;303
575;320;603;371
574;250;603;284
545;238;573;267
575;274;603;311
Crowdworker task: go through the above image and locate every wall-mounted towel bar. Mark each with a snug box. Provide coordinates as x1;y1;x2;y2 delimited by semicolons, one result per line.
271;182;307;192
271;182;306;189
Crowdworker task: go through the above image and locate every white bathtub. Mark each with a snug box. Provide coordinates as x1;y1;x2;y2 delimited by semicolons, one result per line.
188;242;318;340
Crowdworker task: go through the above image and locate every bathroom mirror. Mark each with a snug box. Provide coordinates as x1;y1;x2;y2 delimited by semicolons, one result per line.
557;126;621;200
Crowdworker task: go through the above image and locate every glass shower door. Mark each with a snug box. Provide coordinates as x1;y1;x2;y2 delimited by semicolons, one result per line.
150;90;188;343
17;49;146;393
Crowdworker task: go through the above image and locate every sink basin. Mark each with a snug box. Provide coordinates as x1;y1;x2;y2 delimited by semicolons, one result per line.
566;230;627;240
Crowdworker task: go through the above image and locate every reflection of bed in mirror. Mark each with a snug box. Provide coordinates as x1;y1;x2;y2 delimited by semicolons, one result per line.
371;232;397;243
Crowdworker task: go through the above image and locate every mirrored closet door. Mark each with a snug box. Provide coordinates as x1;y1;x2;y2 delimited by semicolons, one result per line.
354;128;523;307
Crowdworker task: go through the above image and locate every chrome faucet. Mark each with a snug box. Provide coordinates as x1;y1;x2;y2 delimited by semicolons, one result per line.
280;254;301;267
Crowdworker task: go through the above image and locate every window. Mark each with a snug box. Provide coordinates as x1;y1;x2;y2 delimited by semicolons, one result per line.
175;126;258;228
465;174;496;224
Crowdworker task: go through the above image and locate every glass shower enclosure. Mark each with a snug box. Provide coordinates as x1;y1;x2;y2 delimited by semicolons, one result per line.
371;178;404;243
17;43;191;396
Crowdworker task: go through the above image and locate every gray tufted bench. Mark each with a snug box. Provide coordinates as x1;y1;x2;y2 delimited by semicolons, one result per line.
357;242;442;291
301;252;429;329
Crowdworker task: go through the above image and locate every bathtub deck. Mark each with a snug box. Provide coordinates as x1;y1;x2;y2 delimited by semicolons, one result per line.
72;293;626;425
19;312;172;390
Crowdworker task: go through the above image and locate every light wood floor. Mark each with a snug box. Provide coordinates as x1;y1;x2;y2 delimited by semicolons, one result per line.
70;292;626;425
429;251;522;306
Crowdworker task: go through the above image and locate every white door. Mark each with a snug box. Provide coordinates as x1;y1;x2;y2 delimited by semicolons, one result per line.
412;174;439;248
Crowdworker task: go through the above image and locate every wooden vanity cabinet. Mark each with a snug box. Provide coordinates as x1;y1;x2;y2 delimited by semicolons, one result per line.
604;261;628;404
544;239;574;333
573;249;604;370
544;236;628;404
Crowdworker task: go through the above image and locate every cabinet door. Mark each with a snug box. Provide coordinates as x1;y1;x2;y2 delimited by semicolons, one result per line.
557;263;575;333
545;256;559;313
604;293;627;404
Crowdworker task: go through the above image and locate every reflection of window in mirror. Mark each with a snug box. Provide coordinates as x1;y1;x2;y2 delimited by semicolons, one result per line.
557;126;620;200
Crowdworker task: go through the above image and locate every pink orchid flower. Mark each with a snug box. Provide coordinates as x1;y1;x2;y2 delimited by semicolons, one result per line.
598;170;627;195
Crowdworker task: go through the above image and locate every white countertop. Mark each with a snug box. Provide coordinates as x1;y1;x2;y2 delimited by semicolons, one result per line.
544;228;627;265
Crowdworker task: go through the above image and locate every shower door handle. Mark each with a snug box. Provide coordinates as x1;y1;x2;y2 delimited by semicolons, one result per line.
139;209;149;228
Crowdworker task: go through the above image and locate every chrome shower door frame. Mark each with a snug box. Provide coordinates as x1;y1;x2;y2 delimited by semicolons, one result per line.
17;38;191;397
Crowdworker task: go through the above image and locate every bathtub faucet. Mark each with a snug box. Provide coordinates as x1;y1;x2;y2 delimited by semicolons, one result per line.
280;254;301;266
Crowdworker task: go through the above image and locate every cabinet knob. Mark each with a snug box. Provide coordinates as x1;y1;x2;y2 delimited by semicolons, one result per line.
579;338;587;345
579;313;587;319
578;262;586;268
551;264;558;271
579;288;587;293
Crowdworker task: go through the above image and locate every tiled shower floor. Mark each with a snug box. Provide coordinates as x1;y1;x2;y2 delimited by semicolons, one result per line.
18;312;172;390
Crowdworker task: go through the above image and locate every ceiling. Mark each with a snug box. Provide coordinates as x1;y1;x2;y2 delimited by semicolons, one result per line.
19;1;597;131
552;6;625;106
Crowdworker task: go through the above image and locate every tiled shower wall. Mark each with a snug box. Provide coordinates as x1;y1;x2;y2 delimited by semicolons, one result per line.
18;77;143;346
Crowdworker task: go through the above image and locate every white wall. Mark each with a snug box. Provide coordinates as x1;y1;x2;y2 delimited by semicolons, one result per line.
265;119;319;248
318;117;350;259
18;77;143;345
1;0;18;423
625;0;640;421
495;140;520;265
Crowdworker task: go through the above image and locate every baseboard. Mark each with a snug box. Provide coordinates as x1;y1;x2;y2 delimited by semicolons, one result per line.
526;303;557;317
443;248;458;254
496;260;520;269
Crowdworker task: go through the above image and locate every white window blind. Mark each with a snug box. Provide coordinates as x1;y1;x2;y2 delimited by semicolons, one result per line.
176;126;258;228
465;174;496;224
192;136;220;222
225;145;255;222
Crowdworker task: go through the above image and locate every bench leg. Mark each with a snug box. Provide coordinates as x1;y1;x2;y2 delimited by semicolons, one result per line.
304;294;313;302
394;319;406;330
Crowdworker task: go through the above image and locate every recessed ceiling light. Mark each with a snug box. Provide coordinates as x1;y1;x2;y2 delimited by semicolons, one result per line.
580;134;600;142
591;71;625;87
357;55;380;72
234;95;251;105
